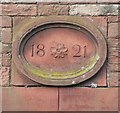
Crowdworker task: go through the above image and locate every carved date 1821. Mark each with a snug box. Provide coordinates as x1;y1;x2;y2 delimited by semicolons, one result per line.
31;43;87;58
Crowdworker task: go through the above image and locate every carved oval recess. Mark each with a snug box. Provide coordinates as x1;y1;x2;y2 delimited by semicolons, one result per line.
13;18;107;86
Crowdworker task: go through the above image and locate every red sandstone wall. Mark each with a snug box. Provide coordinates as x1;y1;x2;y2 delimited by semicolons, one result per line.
0;0;119;112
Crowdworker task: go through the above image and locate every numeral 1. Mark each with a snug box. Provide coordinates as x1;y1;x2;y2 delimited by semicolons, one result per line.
83;45;87;58
31;44;35;57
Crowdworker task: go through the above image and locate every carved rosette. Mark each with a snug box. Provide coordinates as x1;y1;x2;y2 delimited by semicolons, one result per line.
50;43;68;58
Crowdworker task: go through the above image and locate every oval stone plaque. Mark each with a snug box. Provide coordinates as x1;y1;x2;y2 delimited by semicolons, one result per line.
13;17;107;86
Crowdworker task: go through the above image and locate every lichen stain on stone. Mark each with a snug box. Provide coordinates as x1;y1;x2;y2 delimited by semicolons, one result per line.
22;53;99;80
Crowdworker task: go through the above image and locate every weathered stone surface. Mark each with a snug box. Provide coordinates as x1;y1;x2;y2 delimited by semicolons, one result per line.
108;23;119;38
1;0;38;3
109;63;119;72
2;4;36;16
11;63;40;86
109;49;119;56
38;0;60;3
59;88;118;111
97;0;119;3
88;16;107;37
0;67;10;86
108;39;119;48
0;4;1;16
2;52;11;67
0;28;1;42
1;16;11;27
108;16;119;23
69;5;118;16
78;64;107;87
109;55;119;64
109;72;119;86
2;28;11;44
2;44;12;53
1;0;97;3
0;42;2;54
11;63;107;86
0;53;2;66
60;0;96;3
2;87;58;111
38;4;69;15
